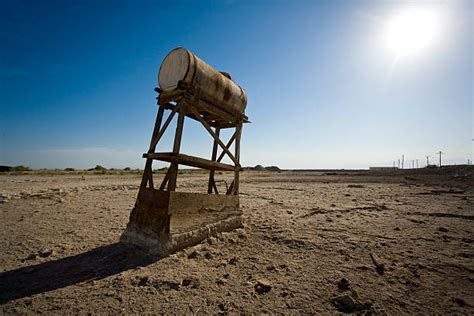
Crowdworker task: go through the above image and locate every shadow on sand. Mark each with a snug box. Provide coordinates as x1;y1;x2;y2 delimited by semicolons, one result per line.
0;243;158;304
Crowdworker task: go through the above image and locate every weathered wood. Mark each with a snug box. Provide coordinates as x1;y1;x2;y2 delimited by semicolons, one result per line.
122;50;249;256
213;181;219;194
217;132;236;163
234;119;242;195
149;104;179;151
159;88;248;129
157;88;185;104
144;152;237;172
188;96;236;124
187;105;240;166
167;104;186;192
159;168;171;191
208;127;220;194
141;106;165;189
159;88;236;126
124;188;170;237
226;180;235;195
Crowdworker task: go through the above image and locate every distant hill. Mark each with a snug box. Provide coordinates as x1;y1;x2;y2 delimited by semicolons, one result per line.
243;165;281;172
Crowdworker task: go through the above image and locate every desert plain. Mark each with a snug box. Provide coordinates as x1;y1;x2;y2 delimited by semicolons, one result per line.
0;167;473;314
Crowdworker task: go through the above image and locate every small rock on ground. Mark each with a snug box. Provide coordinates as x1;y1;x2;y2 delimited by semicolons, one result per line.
255;279;272;294
333;295;356;313
338;278;350;291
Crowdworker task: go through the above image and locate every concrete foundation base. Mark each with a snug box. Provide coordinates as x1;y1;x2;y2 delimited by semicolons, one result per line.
120;189;242;256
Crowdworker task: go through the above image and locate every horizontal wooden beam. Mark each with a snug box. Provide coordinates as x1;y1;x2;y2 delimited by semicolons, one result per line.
143;152;238;172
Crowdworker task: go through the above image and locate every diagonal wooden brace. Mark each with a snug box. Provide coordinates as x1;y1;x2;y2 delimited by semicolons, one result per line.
187;105;240;167
217;132;236;163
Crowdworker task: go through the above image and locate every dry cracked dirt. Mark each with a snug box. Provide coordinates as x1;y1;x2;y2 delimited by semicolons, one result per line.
0;167;473;314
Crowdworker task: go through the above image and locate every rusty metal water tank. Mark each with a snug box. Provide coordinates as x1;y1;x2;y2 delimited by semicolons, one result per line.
158;47;247;115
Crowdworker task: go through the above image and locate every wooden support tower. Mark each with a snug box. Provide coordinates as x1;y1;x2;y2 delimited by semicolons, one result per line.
121;82;249;255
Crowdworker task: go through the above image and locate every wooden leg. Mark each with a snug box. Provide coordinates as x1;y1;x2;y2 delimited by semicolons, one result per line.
167;104;186;192
208;127;220;194
233;120;242;195
159;167;171;191
140;106;165;190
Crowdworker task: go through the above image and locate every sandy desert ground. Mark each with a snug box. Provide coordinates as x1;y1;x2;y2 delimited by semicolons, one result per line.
0;167;473;314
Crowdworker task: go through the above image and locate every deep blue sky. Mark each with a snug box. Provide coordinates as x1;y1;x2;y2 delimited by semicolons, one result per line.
1;0;472;169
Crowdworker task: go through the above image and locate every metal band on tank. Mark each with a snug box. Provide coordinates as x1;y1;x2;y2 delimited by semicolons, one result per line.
182;48;192;84
190;51;198;86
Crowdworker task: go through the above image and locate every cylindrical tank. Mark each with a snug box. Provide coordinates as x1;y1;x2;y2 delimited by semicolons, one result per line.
158;47;247;115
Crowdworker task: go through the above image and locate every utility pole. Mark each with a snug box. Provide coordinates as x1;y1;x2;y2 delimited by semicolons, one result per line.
402;154;404;169
437;151;443;167
416;159;419;169
426;155;430;167
398;159;400;169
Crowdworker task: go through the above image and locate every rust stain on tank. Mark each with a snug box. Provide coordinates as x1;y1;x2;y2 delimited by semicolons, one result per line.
223;86;231;101
158;47;247;114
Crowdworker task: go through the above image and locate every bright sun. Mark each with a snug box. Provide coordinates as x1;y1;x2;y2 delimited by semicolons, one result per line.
386;8;439;57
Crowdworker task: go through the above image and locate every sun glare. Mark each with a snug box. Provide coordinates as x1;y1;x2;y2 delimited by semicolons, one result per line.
386;8;439;57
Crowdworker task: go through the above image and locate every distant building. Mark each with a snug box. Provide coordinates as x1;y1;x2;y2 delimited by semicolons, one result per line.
369;166;399;171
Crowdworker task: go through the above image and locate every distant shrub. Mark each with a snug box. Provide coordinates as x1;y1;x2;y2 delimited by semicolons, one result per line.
12;165;31;172
64;168;75;171
93;165;107;171
124;167;131;171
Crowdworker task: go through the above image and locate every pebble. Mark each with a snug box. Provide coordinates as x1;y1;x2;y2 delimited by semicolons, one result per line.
136;276;149;286
255;279;272;294
187;250;199;259
453;297;466;307
182;277;200;288
216;278;228;286
370;253;385;275
24;253;37;261
207;236;218;245
228;257;239;265
333;295;357;313
236;229;248;240
38;249;53;258
266;264;278;272
0;193;9;203
204;252;214;259
280;263;290;271
338;278;350;291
